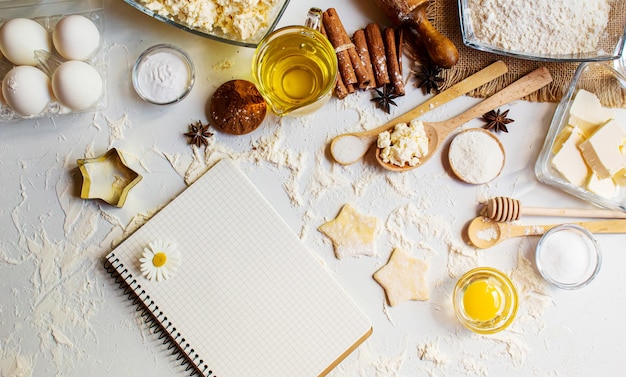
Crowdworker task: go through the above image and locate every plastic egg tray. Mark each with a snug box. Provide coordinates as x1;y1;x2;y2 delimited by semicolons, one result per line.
0;0;106;121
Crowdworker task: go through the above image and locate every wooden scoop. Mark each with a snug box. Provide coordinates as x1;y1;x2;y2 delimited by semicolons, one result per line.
373;0;458;68
483;196;626;222
467;216;626;249
376;66;553;172
330;61;508;165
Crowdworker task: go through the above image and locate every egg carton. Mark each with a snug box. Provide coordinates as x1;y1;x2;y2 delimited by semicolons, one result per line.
0;0;106;122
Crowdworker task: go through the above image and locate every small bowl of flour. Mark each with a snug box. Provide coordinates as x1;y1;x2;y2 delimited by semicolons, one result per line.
132;44;195;105
448;129;505;185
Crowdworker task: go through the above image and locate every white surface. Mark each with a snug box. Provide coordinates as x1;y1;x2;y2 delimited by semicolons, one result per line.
1;1;625;376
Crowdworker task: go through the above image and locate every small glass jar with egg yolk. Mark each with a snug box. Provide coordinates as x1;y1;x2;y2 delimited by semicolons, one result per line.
453;267;518;334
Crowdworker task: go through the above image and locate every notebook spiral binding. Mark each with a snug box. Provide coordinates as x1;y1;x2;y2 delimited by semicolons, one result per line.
104;253;216;377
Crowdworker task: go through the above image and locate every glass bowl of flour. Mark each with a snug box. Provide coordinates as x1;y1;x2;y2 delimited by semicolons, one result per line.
458;0;626;61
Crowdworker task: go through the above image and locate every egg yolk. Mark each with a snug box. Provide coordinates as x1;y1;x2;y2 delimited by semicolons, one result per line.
463;280;502;321
152;252;167;268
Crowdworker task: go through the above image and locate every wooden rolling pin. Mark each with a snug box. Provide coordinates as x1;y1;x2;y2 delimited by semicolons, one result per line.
373;0;459;68
483;196;626;222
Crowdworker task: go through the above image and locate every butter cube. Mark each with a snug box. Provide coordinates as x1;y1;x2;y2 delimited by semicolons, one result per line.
570;89;615;126
587;174;617;199
578;119;626;179
613;168;626;187
552;126;589;186
552;125;574;154
568;114;599;137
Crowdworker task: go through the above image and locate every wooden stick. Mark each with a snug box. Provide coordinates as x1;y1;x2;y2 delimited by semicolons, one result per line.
384;27;405;96
353;29;376;90
364;23;390;88
323;8;371;89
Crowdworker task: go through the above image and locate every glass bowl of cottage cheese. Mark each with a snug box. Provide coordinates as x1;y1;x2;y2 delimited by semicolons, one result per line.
458;0;626;61
123;0;290;48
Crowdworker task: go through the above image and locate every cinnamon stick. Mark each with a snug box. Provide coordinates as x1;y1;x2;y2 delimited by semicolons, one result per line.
397;27;404;76
323;8;371;89
364;23;390;88
321;19;349;99
322;10;357;86
335;73;350;99
384;27;405;96
353;29;376;90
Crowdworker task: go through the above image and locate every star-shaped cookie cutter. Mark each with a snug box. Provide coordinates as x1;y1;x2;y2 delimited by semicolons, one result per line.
77;148;142;207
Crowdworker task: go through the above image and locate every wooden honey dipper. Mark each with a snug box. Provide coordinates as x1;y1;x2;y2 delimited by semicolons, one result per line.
482;196;626;222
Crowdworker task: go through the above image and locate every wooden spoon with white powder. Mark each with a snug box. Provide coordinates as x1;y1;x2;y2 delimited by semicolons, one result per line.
330;61;508;165
376;66;553;172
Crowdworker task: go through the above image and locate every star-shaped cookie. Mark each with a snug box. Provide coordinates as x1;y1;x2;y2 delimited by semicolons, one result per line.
318;204;380;259
373;248;429;306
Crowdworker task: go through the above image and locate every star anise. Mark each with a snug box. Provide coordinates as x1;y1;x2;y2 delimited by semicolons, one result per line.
184;121;213;147
371;84;399;114
415;64;444;94
482;109;514;133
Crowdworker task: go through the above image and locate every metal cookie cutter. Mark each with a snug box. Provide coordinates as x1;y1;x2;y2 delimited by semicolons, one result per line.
77;148;142;207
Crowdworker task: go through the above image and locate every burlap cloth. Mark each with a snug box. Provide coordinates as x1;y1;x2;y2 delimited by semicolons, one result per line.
419;0;626;107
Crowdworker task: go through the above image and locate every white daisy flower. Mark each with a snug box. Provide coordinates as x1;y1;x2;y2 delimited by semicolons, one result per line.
139;240;181;282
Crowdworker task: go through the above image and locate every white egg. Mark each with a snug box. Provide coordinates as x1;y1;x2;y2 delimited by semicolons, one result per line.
0;18;51;66
53;15;101;61
2;66;52;116
52;60;103;111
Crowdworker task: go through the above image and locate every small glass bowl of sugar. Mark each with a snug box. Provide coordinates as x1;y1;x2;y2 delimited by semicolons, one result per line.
535;224;602;289
132;44;195;105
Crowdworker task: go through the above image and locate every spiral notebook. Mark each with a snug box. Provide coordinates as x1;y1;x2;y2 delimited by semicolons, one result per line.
104;159;372;376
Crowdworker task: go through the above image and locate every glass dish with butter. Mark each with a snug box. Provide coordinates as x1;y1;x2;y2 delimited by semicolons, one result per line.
535;62;626;211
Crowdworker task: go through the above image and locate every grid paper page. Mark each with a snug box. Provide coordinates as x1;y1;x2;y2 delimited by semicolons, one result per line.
106;159;371;376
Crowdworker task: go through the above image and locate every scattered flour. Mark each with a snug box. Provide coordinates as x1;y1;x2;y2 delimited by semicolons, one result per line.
106;114;131;147
417;340;450;365
329;341;406;376
468;0;611;55
461;357;488;376
0;352;33;377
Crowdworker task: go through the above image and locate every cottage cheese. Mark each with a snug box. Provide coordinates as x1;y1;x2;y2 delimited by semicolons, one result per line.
140;0;279;41
377;119;429;167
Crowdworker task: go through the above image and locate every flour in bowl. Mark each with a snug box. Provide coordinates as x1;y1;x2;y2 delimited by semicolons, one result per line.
139;0;280;40
468;0;611;55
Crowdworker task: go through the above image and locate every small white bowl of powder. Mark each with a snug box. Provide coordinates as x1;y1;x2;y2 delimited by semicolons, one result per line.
132;44;195;105
448;129;505;184
535;224;602;289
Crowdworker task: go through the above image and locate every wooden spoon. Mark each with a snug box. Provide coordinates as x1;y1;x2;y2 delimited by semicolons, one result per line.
376;66;553;172
467;216;626;249
330;61;508;165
